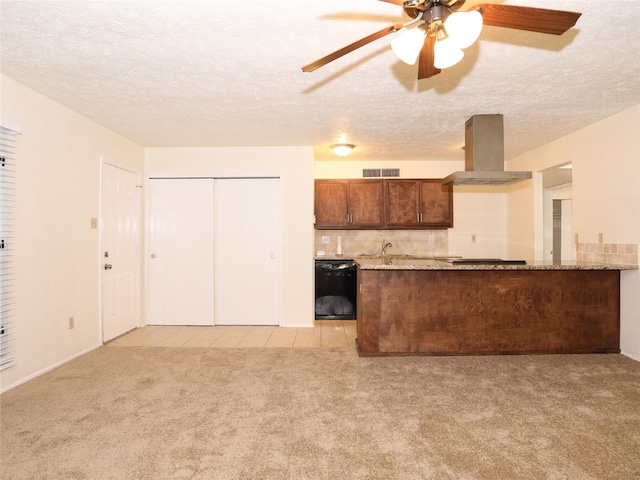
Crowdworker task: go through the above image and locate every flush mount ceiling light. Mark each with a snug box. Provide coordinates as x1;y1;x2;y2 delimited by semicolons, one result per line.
303;1;581;81
330;143;355;157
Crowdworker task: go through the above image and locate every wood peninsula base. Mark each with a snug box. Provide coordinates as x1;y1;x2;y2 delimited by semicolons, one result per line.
356;269;620;356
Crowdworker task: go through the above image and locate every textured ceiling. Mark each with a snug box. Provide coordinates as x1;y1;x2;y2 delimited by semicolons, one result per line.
1;0;639;162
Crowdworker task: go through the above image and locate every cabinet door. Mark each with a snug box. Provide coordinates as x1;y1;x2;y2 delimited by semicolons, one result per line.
420;180;453;227
349;180;384;228
315;180;349;228
385;180;420;227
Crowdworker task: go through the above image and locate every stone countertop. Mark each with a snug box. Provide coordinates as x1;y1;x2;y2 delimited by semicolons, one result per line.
314;255;459;262
353;257;638;271
314;256;357;261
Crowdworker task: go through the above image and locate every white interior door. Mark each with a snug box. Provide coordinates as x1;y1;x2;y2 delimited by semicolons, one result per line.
101;162;139;341
147;178;214;325
214;178;281;325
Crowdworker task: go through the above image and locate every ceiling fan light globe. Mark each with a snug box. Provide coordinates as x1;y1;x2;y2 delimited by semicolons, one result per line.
445;10;483;48
391;28;426;65
433;38;464;69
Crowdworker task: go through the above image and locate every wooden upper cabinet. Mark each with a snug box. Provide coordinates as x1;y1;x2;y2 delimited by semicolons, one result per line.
315;180;349;228
419;179;453;227
385;180;421;227
348;180;384;228
315;178;451;229
385;179;453;229
315;179;384;229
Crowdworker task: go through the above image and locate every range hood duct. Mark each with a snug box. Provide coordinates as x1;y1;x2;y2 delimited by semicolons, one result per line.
443;114;532;186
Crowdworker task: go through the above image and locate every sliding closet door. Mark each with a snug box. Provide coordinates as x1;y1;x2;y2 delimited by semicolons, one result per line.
147;178;214;325
214;178;281;325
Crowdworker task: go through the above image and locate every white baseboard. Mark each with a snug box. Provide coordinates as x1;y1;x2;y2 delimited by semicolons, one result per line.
0;343;102;394
621;350;640;362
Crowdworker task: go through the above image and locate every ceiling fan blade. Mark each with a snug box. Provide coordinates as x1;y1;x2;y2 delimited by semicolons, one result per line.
302;24;402;72
476;4;581;35
377;0;406;5
418;36;441;79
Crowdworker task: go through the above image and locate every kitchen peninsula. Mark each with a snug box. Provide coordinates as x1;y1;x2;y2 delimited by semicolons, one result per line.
354;257;637;357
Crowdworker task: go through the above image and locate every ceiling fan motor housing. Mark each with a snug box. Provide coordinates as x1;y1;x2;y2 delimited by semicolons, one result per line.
406;2;457;35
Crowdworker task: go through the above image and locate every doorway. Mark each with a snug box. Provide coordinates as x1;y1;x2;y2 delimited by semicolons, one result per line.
100;161;140;342
553;198;574;262
542;164;574;262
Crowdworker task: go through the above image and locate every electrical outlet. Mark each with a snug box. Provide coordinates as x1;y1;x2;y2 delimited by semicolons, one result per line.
428;234;434;243
90;217;98;229
68;316;75;329
321;236;330;244
575;233;579;244
599;233;604;244
471;234;477;243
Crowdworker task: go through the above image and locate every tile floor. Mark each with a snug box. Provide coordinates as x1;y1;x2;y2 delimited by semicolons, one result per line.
105;320;357;349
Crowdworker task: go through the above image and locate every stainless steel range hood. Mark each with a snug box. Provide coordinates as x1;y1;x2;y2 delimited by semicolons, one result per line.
443;114;532;186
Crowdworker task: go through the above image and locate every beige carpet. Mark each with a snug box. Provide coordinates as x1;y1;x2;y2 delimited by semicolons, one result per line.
2;347;640;479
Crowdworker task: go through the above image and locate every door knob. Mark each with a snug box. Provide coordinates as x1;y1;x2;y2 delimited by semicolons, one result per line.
104;263;113;270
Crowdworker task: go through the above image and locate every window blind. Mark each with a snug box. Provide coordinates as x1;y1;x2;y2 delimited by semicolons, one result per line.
0;126;18;370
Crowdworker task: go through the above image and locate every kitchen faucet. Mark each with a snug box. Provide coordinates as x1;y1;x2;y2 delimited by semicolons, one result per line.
381;240;393;256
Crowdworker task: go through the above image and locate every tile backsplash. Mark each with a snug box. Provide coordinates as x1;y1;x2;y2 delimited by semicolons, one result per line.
315;229;448;258
576;243;638;266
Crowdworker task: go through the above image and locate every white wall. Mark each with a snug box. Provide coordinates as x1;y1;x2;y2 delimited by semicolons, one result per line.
0;76;145;391
510;105;640;246
508;104;640;359
449;186;508;259
145;146;315;328
314;159;461;179
506;178;538;261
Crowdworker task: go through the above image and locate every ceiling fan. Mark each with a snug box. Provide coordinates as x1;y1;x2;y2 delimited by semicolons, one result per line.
302;0;581;79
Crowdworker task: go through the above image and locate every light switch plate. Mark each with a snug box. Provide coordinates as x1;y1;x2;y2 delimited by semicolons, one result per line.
321;236;330;244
